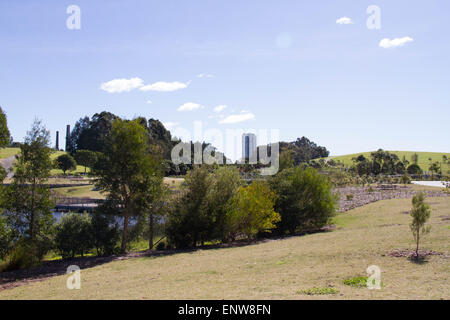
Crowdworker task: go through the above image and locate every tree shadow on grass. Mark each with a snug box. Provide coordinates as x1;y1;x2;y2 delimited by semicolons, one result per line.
0;224;335;291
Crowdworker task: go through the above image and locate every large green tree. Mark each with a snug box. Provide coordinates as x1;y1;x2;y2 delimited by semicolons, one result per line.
92;119;163;253
73;149;98;173
55;154;77;175
3;119;55;259
270;167;337;235
0;107;11;148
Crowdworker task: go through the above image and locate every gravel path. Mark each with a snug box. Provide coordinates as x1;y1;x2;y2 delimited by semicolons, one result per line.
335;185;449;212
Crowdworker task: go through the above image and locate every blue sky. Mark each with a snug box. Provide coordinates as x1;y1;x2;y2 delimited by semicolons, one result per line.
0;0;449;157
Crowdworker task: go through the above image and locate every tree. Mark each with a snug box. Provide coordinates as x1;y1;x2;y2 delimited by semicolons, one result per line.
410;193;431;259
54;213;93;259
226;181;280;240
0;107;11;148
270;167;337;235
2;119;55;260
56;154;77;175
0;215;14;260
407;163;422;175
92;119;162;253
73;150;98;173
428;162;440;177
204;166;242;242
90;210;120;256
166;166;211;248
411;153;419;165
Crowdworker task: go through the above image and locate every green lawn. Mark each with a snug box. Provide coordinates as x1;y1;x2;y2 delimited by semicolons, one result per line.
327;151;450;172
1;196;448;299
0;148;20;159
50;151;90;175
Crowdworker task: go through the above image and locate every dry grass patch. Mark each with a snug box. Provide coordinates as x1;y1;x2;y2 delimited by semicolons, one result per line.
0;197;448;300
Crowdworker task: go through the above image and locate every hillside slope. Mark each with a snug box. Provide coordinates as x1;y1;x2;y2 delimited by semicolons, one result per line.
327;151;450;171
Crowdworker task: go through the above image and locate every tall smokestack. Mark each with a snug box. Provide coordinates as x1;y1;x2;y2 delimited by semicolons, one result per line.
56;131;59;150
65;125;70;151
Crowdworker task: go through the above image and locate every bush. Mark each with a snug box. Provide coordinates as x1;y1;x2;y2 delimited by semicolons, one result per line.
55;213;93;259
166;167;211;248
55;154;77;175
270;167;337;235
226;181;280;240
0;215;14;261
2;239;41;271
407;164;422;175
91;211;120;256
401;174;412;184
156;241;166;251
346;194;354;201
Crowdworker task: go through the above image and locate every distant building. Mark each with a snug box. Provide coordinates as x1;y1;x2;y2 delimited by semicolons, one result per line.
65;125;70;151
242;133;257;161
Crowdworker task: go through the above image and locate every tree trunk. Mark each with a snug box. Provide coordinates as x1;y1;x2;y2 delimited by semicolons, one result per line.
416;232;420;260
121;207;129;253
149;211;154;250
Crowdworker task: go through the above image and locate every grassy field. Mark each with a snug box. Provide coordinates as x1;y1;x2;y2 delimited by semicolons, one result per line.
327;151;450;172
50;151;89;175
0;147;20;159
53;185;104;199
1;197;448;300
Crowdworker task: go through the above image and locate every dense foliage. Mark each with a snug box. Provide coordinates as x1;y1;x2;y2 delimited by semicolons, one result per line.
270;167;337;234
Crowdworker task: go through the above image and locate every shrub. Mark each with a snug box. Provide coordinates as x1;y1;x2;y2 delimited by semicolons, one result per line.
2;239;42;271
270;167;337;235
410;193;431;259
226;181;280;240
55;154;77;175
346;194;354;201
0;215;14;261
343;276;368;288
166;166;211;248
55;213;93;259
156;241;166;251
401;174;412;184
407;164;422;175
91;211;120;256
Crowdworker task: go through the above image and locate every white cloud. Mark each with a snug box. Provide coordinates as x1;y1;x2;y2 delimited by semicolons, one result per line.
379;37;414;48
146;100;152;104
162;122;179;130
177;102;204;112
100;77;144;93
336;17;353;25
219;112;255;124
197;73;214;78
140;81;189;92
213;105;227;113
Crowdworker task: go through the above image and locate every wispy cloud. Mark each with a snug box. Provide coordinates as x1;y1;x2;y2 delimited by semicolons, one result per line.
213;105;227;113
379;37;414;48
197;73;214;78
336;17;353;25
219;112;255;124
140;81;189;92
100;77;143;93
177;102;204;112
146;100;152;104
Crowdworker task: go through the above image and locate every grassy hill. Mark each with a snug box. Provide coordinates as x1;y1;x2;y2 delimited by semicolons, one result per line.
0;147;20;160
327;151;450;171
1;197;448;299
